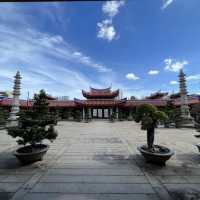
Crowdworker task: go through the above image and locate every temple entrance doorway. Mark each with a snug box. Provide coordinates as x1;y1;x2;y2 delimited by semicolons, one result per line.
92;108;110;119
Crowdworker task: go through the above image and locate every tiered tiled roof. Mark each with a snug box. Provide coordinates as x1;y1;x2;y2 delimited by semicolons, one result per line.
124;100;168;107
74;98;127;107
82;87;119;99
1;98;200;108
0;99;76;108
145;92;168;100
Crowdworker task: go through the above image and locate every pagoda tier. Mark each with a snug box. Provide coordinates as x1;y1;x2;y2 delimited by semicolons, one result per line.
82;87;119;99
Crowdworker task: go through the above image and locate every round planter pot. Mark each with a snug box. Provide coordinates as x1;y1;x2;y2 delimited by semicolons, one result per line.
14;144;49;165
137;145;174;166
196;144;200;152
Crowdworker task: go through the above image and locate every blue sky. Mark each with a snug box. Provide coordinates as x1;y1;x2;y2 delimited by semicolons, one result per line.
0;0;200;99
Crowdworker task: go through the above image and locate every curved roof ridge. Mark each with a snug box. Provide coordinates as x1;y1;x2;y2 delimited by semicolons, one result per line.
90;87;111;93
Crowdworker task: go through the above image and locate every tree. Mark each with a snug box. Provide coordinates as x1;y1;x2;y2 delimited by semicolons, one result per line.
135;104;168;150
161;100;176;127
7;90;58;147
72;109;82;122
130;96;137;100
0;107;8;126
110;111;116;122
191;104;200;124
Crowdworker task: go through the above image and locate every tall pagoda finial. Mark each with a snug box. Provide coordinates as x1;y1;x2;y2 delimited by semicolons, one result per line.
7;71;22;127
176;69;194;128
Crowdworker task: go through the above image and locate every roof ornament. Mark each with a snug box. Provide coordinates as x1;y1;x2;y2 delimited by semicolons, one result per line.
83;87;119;99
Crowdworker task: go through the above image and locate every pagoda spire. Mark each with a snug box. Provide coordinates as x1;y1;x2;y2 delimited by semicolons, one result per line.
176;69;194;128
8;71;22;127
179;69;187;96
179;69;189;115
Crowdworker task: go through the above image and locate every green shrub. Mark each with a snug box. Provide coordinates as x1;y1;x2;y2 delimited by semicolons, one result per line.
135;104;168;150
7;90;58;146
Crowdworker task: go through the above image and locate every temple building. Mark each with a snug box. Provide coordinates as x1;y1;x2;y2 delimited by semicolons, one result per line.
0;85;200;121
76;87;125;119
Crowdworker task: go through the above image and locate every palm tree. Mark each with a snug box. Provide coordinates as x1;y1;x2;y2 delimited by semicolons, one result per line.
135;104;168;151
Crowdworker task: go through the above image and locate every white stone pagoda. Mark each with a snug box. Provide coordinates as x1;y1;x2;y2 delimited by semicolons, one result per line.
7;71;22;127
176;69;194;128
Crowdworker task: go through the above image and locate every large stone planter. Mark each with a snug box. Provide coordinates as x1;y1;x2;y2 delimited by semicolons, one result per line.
14;144;49;164
137;145;174;165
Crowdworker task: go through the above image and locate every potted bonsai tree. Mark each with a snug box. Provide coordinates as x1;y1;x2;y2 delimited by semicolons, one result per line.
135;104;174;165
7;90;58;164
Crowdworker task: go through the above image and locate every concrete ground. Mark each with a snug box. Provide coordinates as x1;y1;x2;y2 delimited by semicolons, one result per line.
0;121;200;200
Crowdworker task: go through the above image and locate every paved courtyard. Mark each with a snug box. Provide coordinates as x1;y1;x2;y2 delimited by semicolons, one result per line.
0;121;200;200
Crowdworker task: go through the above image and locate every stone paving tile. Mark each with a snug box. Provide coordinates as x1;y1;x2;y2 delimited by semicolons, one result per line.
2;121;200;200
0;168;39;174
0;183;24;192
156;175;188;183
54;159;133;165
39;175;148;183
22;193;160;200
0;175;7;181
52;163;133;169
165;183;200;193
0;175;31;182
46;168;143;175
31;182;155;194
184;176;200;183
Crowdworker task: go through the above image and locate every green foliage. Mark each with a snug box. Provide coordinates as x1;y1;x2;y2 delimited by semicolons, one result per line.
110;112;116;122
141;116;153;130
160;100;176;126
7;90;58;146
72;109;82;121
170;93;180;99
191;104;200;125
118;111;126;121
135;104;168;149
154;111;168;122
135;104;157;123
135;104;168;130
85;111;90;120
0;107;8;126
62;109;71;120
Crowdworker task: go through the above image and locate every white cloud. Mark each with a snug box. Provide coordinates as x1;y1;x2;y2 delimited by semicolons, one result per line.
148;70;159;75
161;0;174;10
102;0;125;18
164;58;188;72
97;20;116;42
0;24;113;99
170;81;178;85
126;73;140;81
97;1;125;42
187;74;200;81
